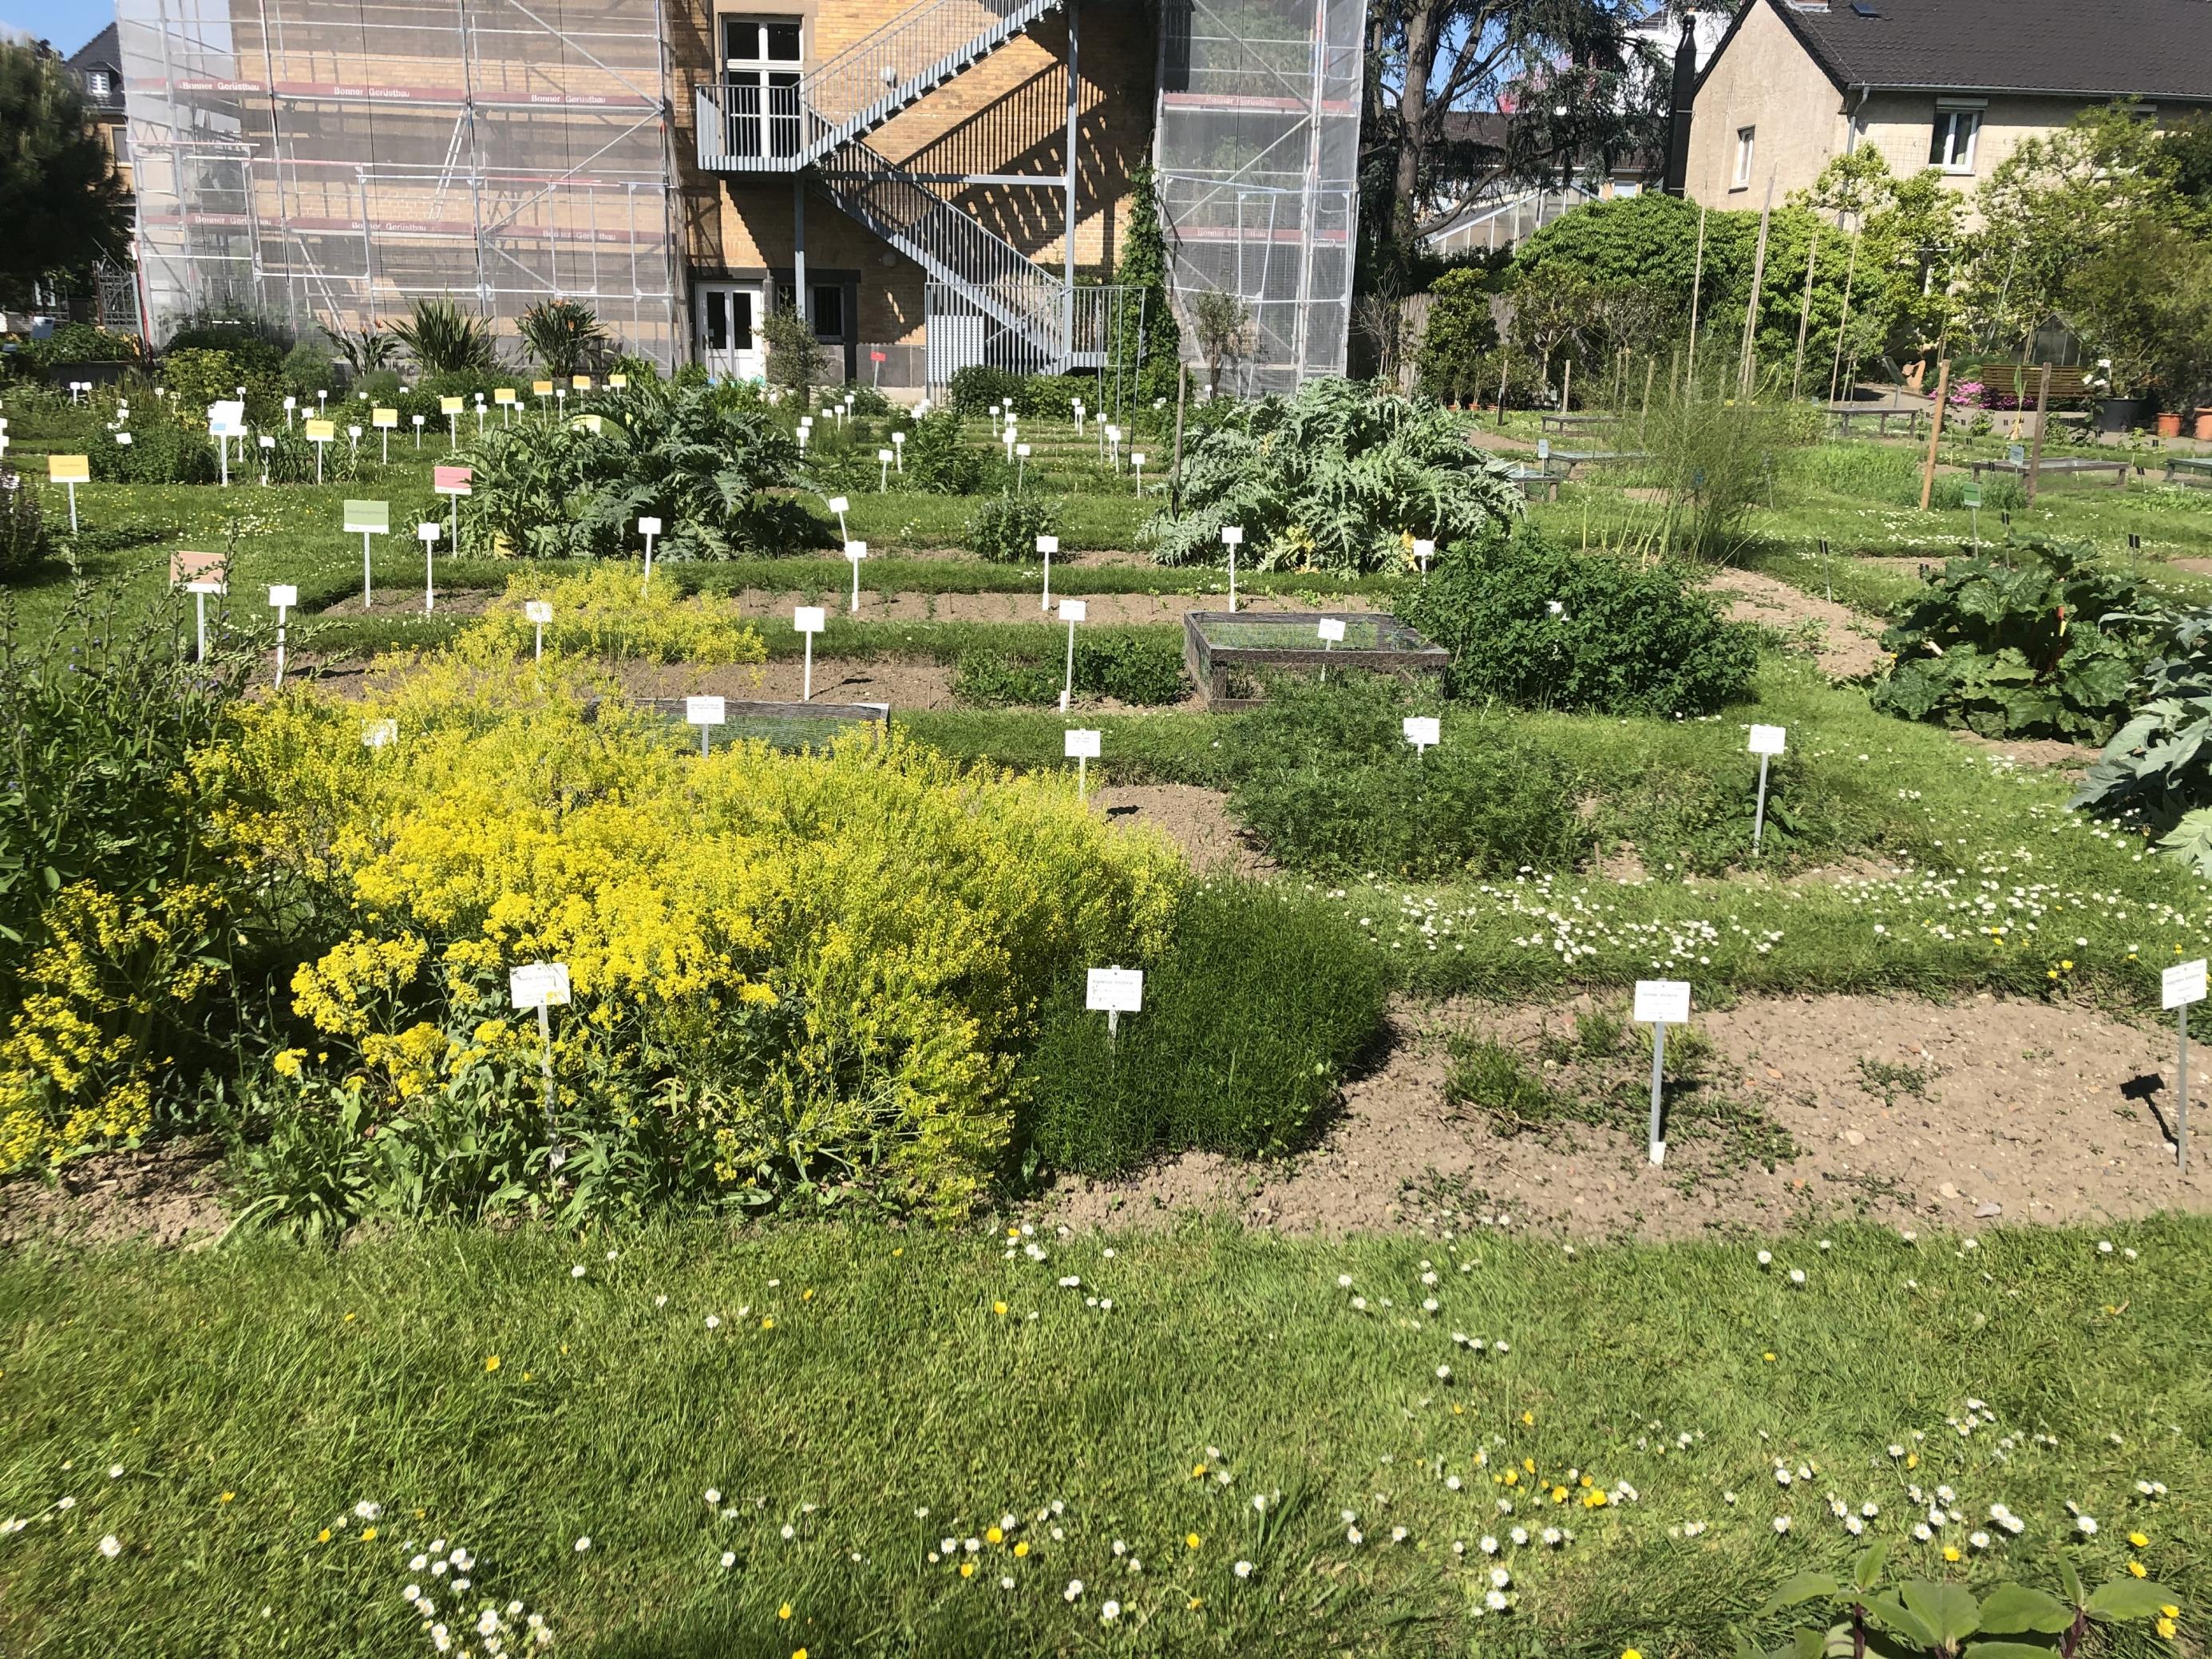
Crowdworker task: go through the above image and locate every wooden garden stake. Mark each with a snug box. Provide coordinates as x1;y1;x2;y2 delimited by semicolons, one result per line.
1737;176;1774;399
1748;724;1786;854
2024;363;2054;505
1791;231;1820;401
1917;359;1951;512
1685;206;1707;386
1170;362;1188;517
1828;234;1860;405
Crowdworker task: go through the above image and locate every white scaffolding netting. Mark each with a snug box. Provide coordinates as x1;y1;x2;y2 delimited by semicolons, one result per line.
115;0;680;362
1153;0;1361;395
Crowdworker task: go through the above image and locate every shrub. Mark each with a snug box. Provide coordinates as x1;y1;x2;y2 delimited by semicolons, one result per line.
1013;371;1098;422
1414;267;1500;402
948;362;1022;416
900;409;984;494
158;346;275;424
516;299;608;378
2072;606;2212;872
761;301;821;399
950;632;1188;707
0;469;48;573
1395;528;1760;715
968;493;1059;563
1221;675;1590;877
1018;880;1387;1176
466;567;768;666
1144;379;1522;576
212;660;1182;1220
281;339;337;399
1872;539;2159;741
90;419;220;485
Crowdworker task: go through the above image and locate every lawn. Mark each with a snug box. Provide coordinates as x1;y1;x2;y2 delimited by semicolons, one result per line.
0;1219;2201;1657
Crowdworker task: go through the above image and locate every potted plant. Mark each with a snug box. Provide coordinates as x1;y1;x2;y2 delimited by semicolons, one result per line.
2157;407;2186;438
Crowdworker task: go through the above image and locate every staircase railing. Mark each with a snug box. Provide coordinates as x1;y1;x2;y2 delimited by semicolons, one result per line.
695;0;1065;171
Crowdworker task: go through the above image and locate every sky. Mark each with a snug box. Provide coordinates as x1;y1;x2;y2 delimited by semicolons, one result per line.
4;0;112;53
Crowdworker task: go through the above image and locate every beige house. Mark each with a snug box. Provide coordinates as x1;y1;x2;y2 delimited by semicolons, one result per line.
1684;0;2212;218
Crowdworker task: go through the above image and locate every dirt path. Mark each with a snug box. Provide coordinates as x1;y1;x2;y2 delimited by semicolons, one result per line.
1707;567;1887;679
0;1139;228;1249
1042;992;2207;1240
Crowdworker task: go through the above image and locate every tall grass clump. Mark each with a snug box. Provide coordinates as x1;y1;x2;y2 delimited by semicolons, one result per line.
1019;879;1387;1175
1613;354;1818;558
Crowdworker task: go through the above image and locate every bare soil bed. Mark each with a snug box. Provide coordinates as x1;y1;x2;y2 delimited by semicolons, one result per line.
1707;567;1887;679
1043;992;2208;1240
1093;783;1272;875
744;589;1341;624
315;588;494;619
0;1138;228;1249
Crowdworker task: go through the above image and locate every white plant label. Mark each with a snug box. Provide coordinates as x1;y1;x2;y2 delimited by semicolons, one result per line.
185;578;226;596
1063;729;1101;759
686;696;726;727
1317;618;1346;643
845;540;868;562
362;719;398;749
825;495;847;513
508;961;572;1009
524;600;553;624
793;605;826;634
1059;599;1088;623
1036;535;1059;555
1221;525;1244;546
208;399;247;438
1747;723;1787;756
267;584;298;608
2164;960;2206;1010
1086;967;1144;1013
1633;980;1692;1025
1402;715;1440;751
417;523;441;544
638;517;663;537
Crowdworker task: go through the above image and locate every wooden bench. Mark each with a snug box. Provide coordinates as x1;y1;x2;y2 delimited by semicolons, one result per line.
2162;455;2212;488
1537;412;1610;434
1826;403;1922;438
1970;456;2129;488
1978;365;2098;405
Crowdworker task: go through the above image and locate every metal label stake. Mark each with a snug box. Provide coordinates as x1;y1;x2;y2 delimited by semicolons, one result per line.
1634;980;1692;1164
2163;958;2205;1171
1747;725;1787;854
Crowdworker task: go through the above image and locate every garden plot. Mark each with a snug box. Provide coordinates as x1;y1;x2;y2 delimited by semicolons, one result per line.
1044;993;2206;1240
736;587;1343;624
1706;567;1886;679
1184;610;1448;711
1093;783;1273;876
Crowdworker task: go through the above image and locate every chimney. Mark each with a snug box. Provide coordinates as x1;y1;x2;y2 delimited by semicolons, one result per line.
1661;13;1699;196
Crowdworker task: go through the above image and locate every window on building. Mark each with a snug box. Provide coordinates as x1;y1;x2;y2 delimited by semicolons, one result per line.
85;69;109;97
1929;107;1981;172
1612;180;1641;199
810;283;845;341
1732;126;1755;189
721;16;802;159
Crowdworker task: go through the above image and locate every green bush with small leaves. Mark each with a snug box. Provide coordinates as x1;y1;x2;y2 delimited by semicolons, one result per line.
0;471;49;574
947;363;1023;417
967;493;1059;564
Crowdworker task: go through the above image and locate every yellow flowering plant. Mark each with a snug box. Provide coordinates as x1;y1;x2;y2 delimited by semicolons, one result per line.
460;565;768;667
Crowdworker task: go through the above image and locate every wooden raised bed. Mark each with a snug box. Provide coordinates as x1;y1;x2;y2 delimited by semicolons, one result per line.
1182;610;1448;713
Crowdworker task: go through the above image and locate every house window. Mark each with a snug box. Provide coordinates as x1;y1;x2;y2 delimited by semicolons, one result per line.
85;69;109;97
1929;107;1981;173
1732;126;1755;189
1613;180;1641;199
810;283;845;341
721;15;802;159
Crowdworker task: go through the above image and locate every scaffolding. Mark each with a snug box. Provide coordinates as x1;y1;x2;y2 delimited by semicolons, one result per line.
113;0;682;362
1153;0;1360;396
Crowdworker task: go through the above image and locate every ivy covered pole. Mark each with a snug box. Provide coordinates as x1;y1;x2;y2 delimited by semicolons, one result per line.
1917;359;1951;512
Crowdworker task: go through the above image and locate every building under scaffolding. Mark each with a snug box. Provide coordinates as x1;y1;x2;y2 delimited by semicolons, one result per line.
1153;0;1360;394
114;0;682;359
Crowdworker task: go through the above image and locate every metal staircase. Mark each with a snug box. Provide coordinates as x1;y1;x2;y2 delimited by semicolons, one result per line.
693;0;1089;370
695;0;1067;172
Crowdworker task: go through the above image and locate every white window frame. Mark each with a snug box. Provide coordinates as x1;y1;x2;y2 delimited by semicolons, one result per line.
1930;101;1984;175
85;69;110;97
1732;126;1755;190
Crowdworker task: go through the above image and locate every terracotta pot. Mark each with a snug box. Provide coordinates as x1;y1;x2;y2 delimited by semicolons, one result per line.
2194;410;2212;442
2155;411;2184;438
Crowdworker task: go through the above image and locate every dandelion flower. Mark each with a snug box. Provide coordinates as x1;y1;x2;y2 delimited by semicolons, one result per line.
485;1356;501;1372
98;1534;121;1558
2130;1531;2150;1547
1187;1533;1201;1550
574;1536;591;1552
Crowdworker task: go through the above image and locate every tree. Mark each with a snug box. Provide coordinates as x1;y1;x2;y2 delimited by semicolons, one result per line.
1797;147;1966;364
0;42;129;307
1192;288;1253;396
1113;160;1181;395
1413;267;1498;402
1361;0;1670;299
760;299;820;399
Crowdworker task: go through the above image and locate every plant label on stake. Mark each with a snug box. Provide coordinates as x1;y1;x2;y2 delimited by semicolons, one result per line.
305;418;335;484
417;521;441;614
687;695;726;758
638;516;663;591
2164;958;2205;1173
1221;525;1244;612
1064;726;1100;802
172;550;227;663
1402;715;1440;756
825;494;849;544
508;960;572;1162
411;414;426;449
345;500;389;608
1037;533;1060;611
494;387;516;426
892;430;905;471
1058;598;1086;711
1962;483;1982;552
1015;442;1031;493
1131;450;1146;495
267;584;296;687
1318;616;1345;682
1086;965;1142;1046
47;453;89;530
876;446;893;490
1747;724;1787;855
434;465;472;549
439;394;463;448
372;405;398;461
845;540;868;614
1412;537;1435;578
794;605;825;701
525;599;552;661
208;400;246;488
1633;979;1692;1164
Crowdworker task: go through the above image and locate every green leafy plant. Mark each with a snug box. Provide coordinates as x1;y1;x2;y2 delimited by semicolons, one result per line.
1873;540;2160;742
1191;287;1252;396
1145;379;1522;576
516;299;609;378
390;297;497;376
951;632;1188;707
0;469;48;574
1395;527;1760;716
1740;1542;2178;1658
947;363;1022;416
761;300;821;400
901;408;987;494
323;324;398;378
2072;605;2212;872
89;420;220;485
968;493;1059;564
1017;880;1387;1177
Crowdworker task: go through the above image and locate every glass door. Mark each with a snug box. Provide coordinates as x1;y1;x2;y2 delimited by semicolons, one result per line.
722;15;802;160
695;282;764;381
